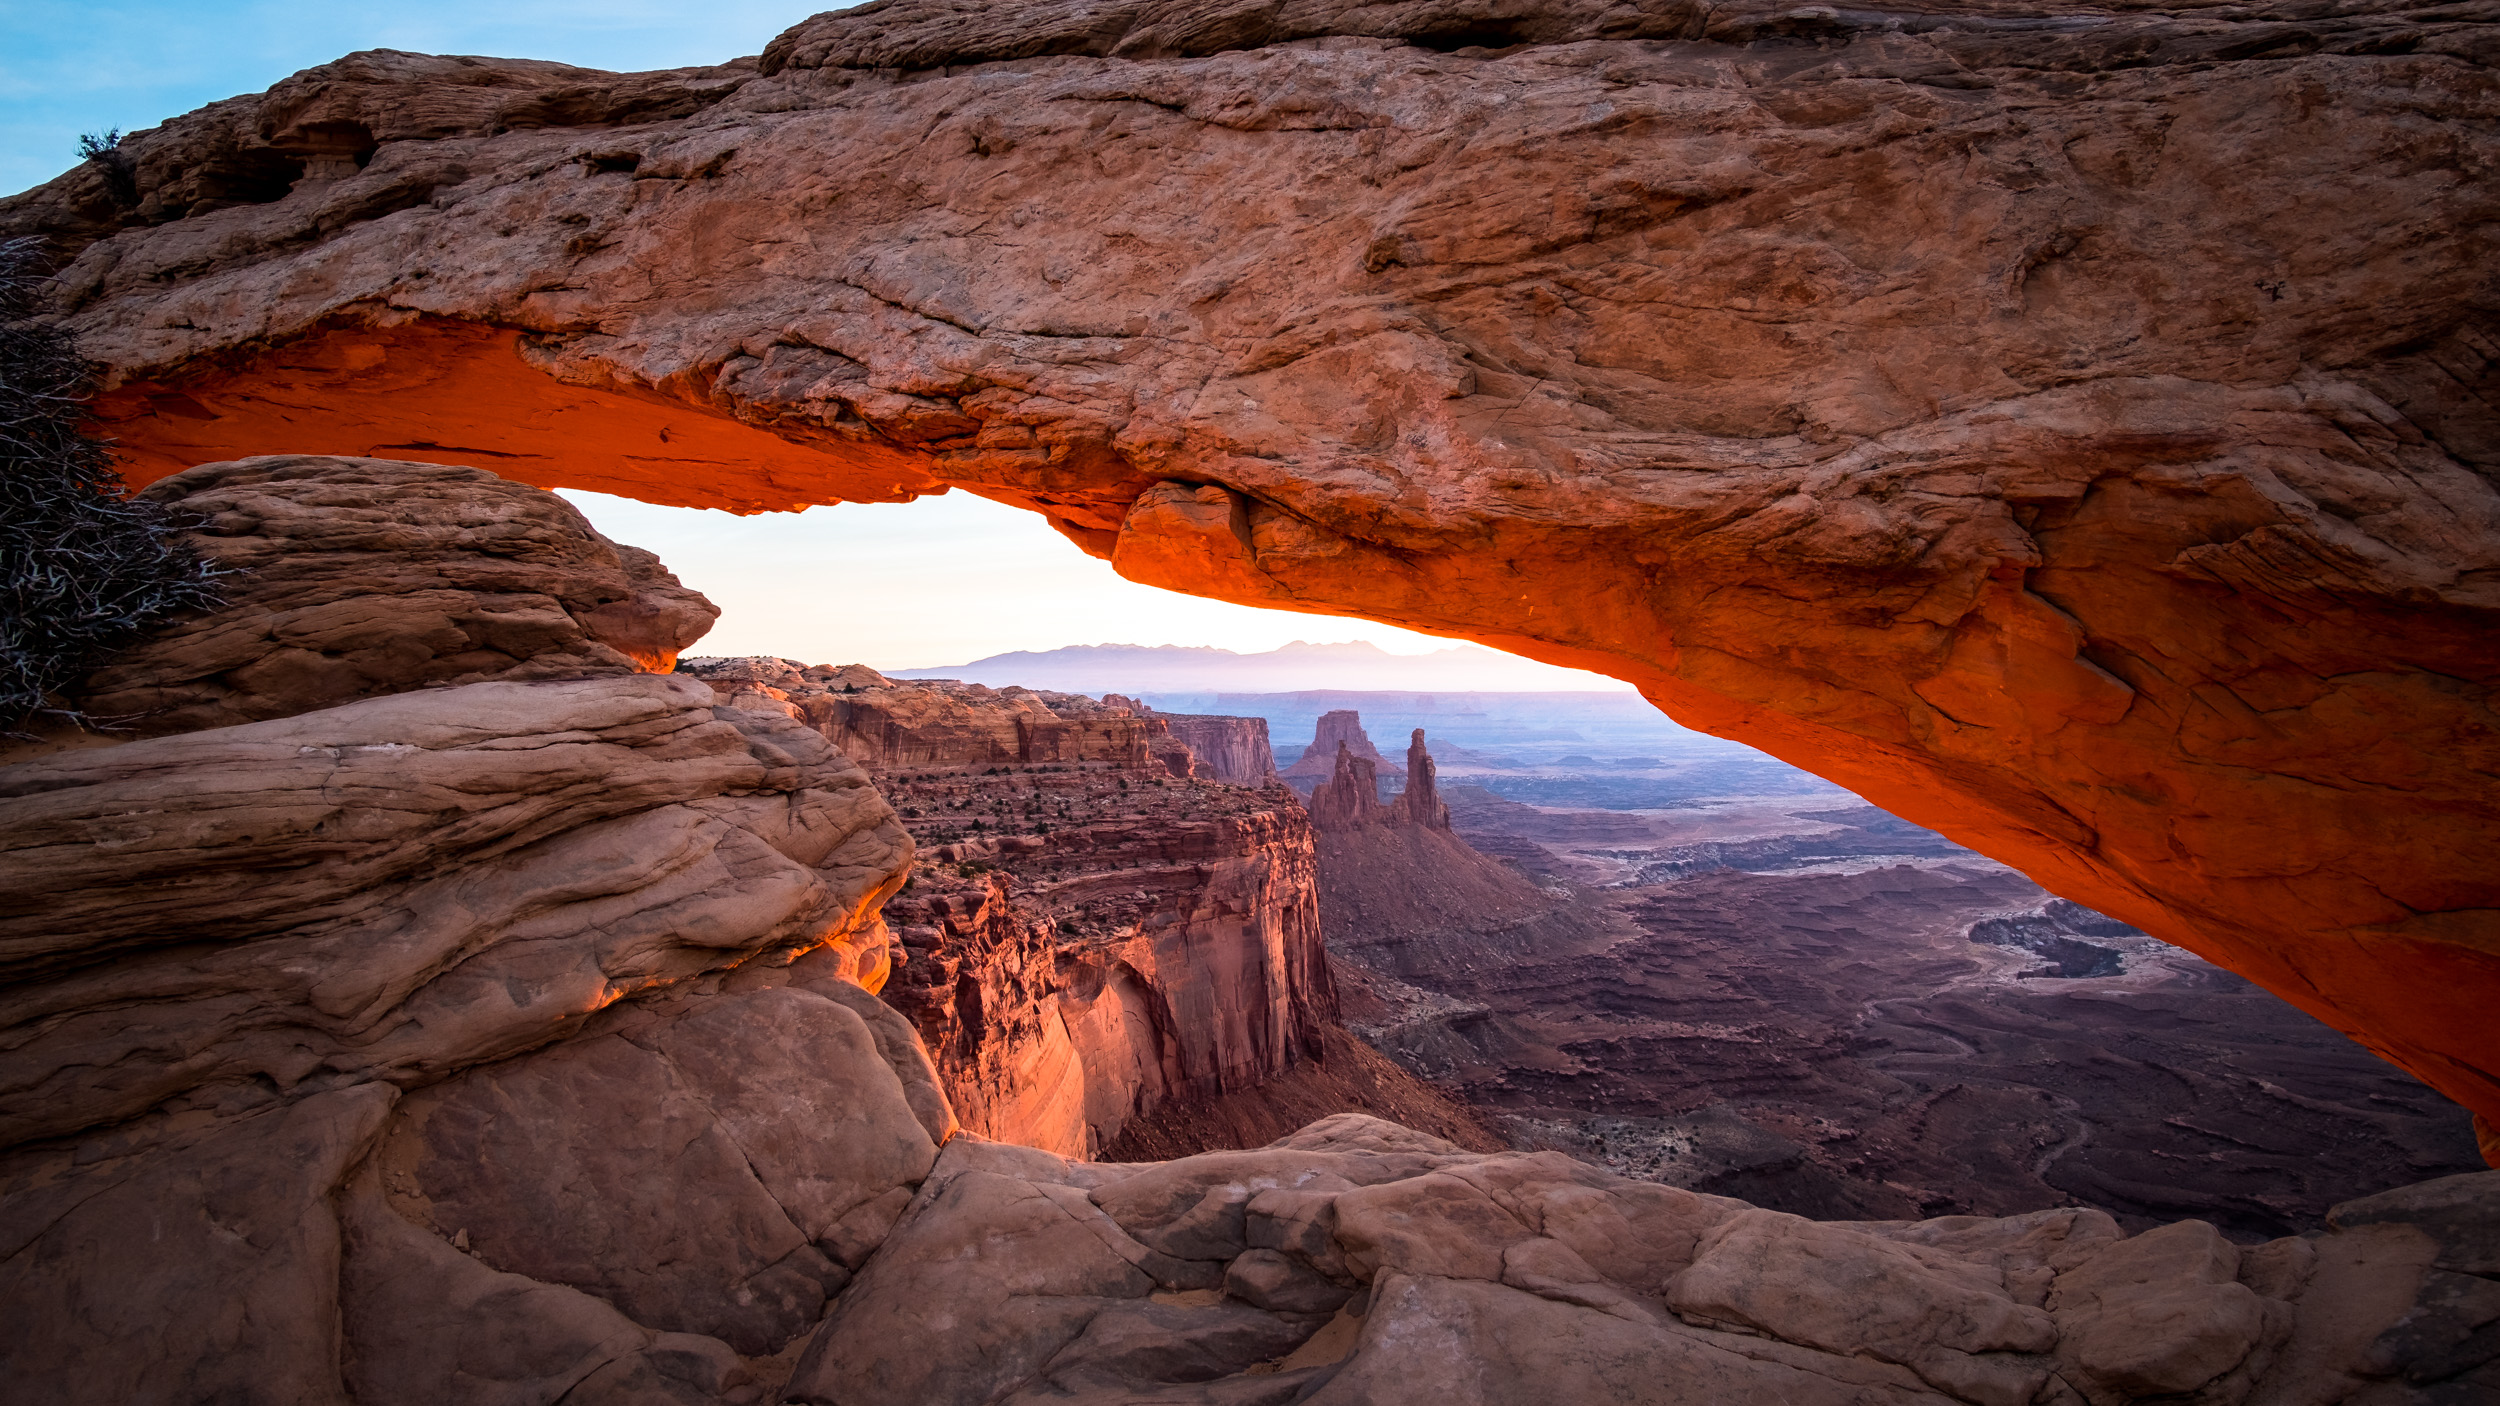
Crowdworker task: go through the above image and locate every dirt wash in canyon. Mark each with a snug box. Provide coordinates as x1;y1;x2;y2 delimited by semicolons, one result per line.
4;453;2492;1405
1285;708;2480;1236
6;0;2496;1137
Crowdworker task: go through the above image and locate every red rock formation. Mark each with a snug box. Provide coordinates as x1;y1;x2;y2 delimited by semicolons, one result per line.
0;459;936;1398
1307;741;1385;832
10;1;2492;1132
681;655;1329;1156
1111;693;1274;781
1307;719;1452;832
1394;727;1449;830
693;657;1157;770
1155;712;1279;786
1283;709;1404;782
879;791;1333;1157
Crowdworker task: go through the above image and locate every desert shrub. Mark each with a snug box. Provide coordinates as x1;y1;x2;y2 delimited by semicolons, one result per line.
0;236;221;729
77;130;138;206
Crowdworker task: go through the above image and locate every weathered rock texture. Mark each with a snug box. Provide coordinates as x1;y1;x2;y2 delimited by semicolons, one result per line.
0;459;940;1401
1109;693;1281;782
5;455;716;759
1310;722;1453;832
791;1115;2500;1406
4;460;2493;1401
696;656;1163;769
9;0;2493;1130
682;655;1336;1158
1155;710;1281;786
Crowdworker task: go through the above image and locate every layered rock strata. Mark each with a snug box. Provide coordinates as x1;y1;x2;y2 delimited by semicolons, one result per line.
1310;725;1453;832
6;454;717;757
0;458;931;1399
1153;711;1280;787
681;655;1335;1157
1108;693;1278;783
693;657;1161;770
8;0;2494;1131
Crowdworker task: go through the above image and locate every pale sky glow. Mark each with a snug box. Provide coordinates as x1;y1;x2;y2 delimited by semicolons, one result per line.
559;488;1627;686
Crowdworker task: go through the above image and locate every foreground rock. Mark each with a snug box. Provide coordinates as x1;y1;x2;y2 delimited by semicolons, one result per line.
7;455;715;756
4;0;2494;1130
0;460;917;1397
791;1115;2500;1406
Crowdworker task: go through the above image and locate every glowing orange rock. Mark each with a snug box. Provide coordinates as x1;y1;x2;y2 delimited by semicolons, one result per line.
5;1;2494;1139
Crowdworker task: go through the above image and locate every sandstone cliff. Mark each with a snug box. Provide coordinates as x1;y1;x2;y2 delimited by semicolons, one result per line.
692;657;1160;770
1156;711;1280;786
8;0;2492;1134
680;655;1338;1157
1108;693;1280;783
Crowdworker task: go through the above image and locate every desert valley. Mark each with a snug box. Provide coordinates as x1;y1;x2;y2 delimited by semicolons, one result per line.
2;0;2497;1403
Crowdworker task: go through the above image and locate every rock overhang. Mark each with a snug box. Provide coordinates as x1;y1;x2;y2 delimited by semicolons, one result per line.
3;0;2495;1139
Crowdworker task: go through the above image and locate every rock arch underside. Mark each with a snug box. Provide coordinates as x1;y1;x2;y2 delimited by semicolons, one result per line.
6;0;2496;1141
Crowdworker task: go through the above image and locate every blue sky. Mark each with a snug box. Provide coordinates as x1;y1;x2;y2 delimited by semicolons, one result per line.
4;2;1628;685
2;1;814;197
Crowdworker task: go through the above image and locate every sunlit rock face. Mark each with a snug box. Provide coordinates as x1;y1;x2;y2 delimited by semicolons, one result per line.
9;0;2489;1128
681;656;1333;1157
1153;710;1281;786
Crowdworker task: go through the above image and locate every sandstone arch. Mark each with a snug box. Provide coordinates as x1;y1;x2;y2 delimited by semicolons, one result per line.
6;0;2495;1142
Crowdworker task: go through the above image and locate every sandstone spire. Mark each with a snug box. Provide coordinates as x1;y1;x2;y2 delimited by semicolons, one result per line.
1396;727;1449;830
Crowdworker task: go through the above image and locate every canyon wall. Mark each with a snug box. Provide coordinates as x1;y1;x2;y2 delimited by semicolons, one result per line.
8;0;2493;1133
681;656;1332;1157
700;658;1157;770
1156;713;1278;786
1114;697;1280;785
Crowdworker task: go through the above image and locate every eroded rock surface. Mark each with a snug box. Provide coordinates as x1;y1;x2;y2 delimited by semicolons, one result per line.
1152;709;1281;786
0;459;923;1402
8;0;2492;1129
9;455;715;758
786;1114;2500;1406
682;654;1335;1157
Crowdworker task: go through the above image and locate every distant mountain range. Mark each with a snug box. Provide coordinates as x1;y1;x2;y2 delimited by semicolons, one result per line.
889;640;1635;694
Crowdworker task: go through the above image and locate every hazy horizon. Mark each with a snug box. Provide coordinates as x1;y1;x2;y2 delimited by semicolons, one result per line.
565;489;1637;693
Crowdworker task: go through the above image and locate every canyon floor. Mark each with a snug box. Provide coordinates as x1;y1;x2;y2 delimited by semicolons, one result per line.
1238;696;2489;1243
